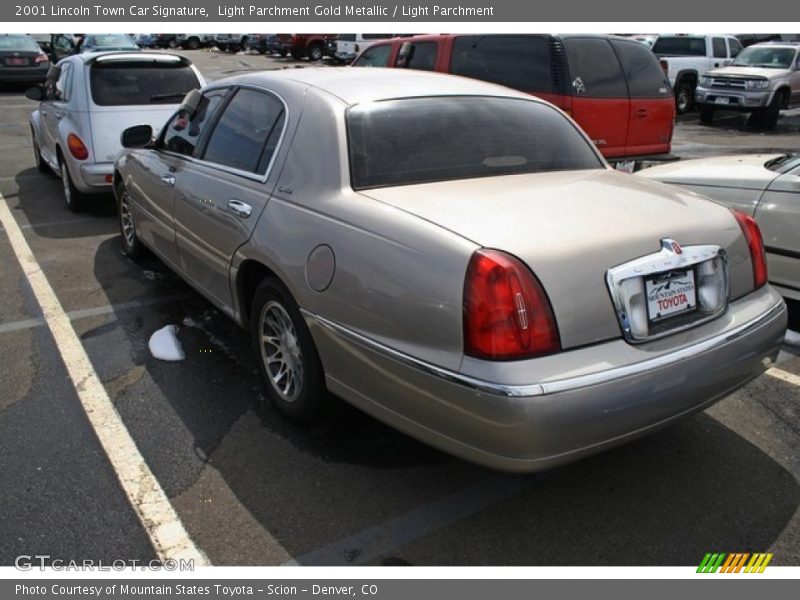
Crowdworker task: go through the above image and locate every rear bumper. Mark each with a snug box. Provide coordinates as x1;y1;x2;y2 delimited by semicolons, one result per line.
73;161;113;193
0;66;49;83
306;286;786;472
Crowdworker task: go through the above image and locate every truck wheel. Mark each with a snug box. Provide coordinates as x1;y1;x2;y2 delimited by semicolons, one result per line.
251;277;329;423
760;90;784;130
279;49;288;57
699;105;714;125
675;80;693;114
308;43;324;61
167;38;177;49
184;36;200;50
116;181;144;258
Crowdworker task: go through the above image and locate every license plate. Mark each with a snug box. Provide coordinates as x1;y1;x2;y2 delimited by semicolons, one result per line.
714;97;730;105
5;57;28;66
645;269;697;323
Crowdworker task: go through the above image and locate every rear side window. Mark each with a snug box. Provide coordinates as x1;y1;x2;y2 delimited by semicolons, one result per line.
729;38;743;57
651;36;706;56
611;40;672;97
450;35;552;93
90;60;200;106
712;37;727;58
405;42;438;71
563;38;627;97
352;44;391;67
348;96;602;189
202;88;285;174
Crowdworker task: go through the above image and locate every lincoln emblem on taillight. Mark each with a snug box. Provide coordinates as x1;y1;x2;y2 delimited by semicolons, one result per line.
514;292;529;330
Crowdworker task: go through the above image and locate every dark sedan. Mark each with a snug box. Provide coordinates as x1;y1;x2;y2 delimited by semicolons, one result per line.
0;34;50;84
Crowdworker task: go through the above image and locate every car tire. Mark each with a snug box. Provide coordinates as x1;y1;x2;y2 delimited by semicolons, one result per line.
59;157;86;213
290;50;304;60
675;80;693;115
278;49;288;57
699;105;714;125
308;43;324;61
761;90;784;131
185;37;200;50
116;181;143;258
251;277;328;423
31;130;49;173
167;38;177;49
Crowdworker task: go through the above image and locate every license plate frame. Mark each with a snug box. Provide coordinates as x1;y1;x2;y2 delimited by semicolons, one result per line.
714;96;731;105
645;267;698;325
5;57;28;66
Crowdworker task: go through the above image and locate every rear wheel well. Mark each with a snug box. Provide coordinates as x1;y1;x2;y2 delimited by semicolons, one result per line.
676;71;698;89
238;260;281;325
775;87;791;108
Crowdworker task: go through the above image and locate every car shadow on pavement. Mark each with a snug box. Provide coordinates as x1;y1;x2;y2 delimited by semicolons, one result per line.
87;237;800;567
10;167;117;238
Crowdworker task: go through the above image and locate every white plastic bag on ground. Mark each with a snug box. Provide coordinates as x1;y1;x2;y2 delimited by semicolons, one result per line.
148;325;185;361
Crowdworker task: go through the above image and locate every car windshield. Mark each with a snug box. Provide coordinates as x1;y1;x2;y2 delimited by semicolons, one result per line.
731;46;797;68
651;36;706;56
0;35;42;52
84;34;138;49
90;59;200;106
347;96;603;189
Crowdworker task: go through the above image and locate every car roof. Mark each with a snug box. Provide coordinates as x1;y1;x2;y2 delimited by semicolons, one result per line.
209;67;535;105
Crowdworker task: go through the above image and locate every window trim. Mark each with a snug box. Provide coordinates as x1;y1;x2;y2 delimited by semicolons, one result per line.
157;84;290;184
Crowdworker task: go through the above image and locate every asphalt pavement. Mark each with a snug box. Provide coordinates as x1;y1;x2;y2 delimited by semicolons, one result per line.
1;49;799;567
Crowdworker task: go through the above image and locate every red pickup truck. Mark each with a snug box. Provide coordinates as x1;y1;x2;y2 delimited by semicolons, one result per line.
267;34;337;61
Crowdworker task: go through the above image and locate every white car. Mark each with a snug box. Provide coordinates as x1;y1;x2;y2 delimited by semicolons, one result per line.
639;153;800;302
26;51;204;211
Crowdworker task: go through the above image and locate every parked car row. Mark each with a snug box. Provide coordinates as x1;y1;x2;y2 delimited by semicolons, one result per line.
16;35;793;472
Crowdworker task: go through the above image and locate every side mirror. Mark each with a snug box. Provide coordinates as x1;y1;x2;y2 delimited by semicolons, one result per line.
121;125;153;148
396;42;411;68
25;87;43;101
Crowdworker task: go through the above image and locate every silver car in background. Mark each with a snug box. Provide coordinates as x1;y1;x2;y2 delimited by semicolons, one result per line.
640;153;800;302
114;69;786;472
26;51;204;211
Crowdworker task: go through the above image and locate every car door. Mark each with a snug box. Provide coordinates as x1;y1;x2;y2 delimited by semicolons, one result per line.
791;52;800;106
562;37;630;158
40;61;72;164
754;161;800;294
172;87;287;310
610;39;675;157
126;88;229;267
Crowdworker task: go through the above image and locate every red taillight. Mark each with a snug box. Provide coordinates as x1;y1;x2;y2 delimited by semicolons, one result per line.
733;209;768;289
463;249;560;360
67;133;89;160
35;54;49;64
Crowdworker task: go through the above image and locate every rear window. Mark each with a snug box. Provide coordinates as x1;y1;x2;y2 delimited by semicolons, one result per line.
347;96;602;190
611;40;672;97
450;35;552;93
652;36;706;56
89;60;200;106
0;35;41;52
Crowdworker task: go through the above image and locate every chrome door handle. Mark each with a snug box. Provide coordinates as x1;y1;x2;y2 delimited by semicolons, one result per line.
160;175;176;186
227;199;252;218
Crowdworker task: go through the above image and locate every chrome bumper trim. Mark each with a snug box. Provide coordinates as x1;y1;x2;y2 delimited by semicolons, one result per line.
302;298;784;399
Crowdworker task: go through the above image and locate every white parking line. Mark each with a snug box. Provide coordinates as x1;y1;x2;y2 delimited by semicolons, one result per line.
0;293;193;334
766;367;800;387
0;193;208;565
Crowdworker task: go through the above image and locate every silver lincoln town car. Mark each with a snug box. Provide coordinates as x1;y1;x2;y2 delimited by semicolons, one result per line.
114;68;787;472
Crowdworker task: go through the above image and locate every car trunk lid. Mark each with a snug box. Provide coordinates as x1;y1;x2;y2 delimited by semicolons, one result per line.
359;169;747;349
